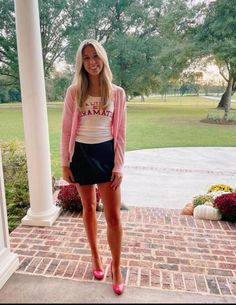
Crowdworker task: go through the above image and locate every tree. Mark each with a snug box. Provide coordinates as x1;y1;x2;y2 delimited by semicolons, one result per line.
8;87;21;102
0;0;75;99
39;0;81;76
66;0;164;96
0;0;19;86
154;0;205;90
195;0;236;119
105;34;162;96
46;70;72;101
66;0;203;97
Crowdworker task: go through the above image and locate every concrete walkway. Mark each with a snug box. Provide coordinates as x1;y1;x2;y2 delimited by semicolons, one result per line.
1;273;236;303
202;95;236;103
121;147;236;209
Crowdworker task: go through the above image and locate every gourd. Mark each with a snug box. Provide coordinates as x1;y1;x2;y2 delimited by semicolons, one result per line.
193;205;222;220
181;203;194;215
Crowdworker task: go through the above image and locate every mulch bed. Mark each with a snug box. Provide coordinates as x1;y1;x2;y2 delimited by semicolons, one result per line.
200;119;236;125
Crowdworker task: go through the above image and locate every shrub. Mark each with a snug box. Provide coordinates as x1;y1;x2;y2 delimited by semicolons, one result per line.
56;184;101;212
193;194;214;208
214;193;236;222
0;140;29;232
57;184;82;212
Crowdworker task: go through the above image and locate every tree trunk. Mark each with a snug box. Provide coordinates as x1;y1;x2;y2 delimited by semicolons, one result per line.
223;77;233;120
204;85;208;96
217;91;227;108
217;77;235;109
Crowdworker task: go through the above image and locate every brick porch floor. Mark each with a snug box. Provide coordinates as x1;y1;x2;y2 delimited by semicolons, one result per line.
9;206;236;299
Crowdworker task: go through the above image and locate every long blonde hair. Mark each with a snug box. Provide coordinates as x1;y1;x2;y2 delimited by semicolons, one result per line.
72;39;113;110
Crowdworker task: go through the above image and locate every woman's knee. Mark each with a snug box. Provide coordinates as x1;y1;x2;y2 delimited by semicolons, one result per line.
106;213;121;229
82;201;97;214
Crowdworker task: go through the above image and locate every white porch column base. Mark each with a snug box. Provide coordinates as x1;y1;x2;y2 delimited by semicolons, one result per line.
0;249;19;290
22;206;62;227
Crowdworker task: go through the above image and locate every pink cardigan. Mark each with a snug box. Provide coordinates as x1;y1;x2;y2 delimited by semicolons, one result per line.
60;84;127;173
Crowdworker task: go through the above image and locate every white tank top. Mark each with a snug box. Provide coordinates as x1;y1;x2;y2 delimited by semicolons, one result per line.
76;95;114;144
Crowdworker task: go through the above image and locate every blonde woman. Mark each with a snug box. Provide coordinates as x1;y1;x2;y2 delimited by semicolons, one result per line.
60;39;126;295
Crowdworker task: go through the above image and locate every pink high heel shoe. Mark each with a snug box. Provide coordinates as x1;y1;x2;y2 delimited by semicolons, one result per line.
92;257;104;280
110;262;124;295
93;269;104;280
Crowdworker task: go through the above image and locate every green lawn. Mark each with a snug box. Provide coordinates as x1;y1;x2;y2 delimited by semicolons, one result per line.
1;95;236;177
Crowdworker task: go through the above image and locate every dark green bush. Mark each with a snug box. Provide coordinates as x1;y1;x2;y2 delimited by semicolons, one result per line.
0;140;29;232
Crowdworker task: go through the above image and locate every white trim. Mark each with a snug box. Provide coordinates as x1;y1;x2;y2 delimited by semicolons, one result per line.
0;249;19;290
0;150;19;290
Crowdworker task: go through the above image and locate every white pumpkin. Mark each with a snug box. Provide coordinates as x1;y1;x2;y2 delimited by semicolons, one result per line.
193;205;222;221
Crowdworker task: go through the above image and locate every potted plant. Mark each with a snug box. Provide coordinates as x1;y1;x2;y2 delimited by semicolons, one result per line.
56;184;101;212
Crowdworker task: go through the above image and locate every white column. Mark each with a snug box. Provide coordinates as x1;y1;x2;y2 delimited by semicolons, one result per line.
14;0;61;226
0;150;19;290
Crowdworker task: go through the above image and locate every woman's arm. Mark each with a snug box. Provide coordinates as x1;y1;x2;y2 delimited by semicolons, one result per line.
113;87;127;173
60;86;75;167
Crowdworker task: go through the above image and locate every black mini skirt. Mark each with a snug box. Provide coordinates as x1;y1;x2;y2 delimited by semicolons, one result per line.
70;139;114;185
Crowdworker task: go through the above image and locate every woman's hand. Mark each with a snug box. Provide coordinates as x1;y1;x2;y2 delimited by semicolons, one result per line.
62;166;75;184
110;171;123;191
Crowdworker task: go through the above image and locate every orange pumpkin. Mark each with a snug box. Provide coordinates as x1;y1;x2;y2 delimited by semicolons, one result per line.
180;203;194;215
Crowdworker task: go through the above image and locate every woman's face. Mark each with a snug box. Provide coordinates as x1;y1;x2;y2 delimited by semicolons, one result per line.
82;45;104;77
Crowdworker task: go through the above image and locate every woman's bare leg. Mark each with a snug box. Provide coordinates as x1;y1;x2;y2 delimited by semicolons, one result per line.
75;183;103;270
97;182;123;284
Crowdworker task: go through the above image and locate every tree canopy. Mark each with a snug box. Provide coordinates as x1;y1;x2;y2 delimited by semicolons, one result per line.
0;0;235;112
194;0;236;116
